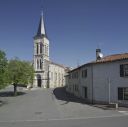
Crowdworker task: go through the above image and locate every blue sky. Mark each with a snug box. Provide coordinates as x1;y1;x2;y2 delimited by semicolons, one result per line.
0;0;128;67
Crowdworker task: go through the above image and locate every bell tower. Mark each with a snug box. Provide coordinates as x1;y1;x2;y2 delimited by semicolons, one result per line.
33;12;50;88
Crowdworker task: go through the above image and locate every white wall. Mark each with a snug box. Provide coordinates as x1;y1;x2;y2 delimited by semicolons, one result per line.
79;66;93;101
66;59;128;105
49;63;65;88
66;65;93;102
93;60;128;104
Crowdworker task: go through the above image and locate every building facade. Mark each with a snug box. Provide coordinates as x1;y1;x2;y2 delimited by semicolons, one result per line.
33;14;67;88
66;50;128;106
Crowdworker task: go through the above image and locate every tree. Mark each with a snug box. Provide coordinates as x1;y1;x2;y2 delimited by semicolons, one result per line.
20;61;34;85
0;50;8;89
7;58;34;95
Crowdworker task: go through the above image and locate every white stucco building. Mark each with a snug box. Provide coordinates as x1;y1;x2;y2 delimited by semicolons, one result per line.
33;13;68;88
66;49;128;106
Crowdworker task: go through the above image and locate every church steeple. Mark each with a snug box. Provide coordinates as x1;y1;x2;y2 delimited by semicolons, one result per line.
36;12;46;36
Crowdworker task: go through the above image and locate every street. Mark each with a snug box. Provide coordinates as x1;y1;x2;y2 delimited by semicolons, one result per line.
0;86;128;127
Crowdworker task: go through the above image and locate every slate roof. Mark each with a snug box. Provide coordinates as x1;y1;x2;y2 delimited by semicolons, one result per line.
35;14;47;38
51;61;66;69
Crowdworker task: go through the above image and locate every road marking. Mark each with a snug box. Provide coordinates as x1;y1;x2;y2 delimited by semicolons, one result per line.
0;114;127;123
118;111;128;115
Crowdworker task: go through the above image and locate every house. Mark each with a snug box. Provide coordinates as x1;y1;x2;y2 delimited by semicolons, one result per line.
66;49;128;106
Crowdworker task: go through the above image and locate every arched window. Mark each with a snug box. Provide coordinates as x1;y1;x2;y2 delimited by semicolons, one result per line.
40;59;42;69
40;43;42;54
37;59;39;69
36;44;39;54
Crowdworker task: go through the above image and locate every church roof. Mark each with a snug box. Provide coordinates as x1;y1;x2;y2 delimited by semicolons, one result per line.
51;62;66;69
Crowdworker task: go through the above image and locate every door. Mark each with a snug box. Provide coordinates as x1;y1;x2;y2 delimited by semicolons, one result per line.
38;78;41;87
37;74;41;87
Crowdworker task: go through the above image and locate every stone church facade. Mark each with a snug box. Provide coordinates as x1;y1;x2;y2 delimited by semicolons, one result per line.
33;14;67;88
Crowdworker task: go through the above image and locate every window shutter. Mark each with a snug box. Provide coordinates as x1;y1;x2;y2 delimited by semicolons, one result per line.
120;65;124;77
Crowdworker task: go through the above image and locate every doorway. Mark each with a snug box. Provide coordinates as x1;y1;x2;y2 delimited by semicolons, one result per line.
37;78;41;87
37;74;41;87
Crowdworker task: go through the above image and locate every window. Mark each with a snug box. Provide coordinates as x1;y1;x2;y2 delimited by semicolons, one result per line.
118;88;123;100
40;59;42;69
36;44;38;54
76;72;78;78
118;87;128;100
55;72;57;81
72;72;79;79
58;73;60;85
82;69;87;78
40;43;42;54
69;74;71;79
120;64;128;77
74;84;78;92
84;87;87;98
37;59;39;69
51;72;53;81
124;88;128;100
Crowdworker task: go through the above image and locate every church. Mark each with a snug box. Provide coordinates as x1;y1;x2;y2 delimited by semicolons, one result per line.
33;13;68;88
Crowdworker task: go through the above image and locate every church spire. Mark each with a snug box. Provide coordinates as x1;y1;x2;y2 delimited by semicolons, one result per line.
37;12;46;36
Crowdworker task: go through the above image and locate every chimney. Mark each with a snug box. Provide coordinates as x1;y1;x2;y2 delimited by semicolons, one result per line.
96;49;103;60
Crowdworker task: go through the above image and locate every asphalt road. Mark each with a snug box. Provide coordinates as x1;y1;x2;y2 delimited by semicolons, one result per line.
0;86;128;127
0;115;128;127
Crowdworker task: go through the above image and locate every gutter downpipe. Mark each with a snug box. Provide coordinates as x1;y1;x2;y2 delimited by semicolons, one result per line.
91;65;94;104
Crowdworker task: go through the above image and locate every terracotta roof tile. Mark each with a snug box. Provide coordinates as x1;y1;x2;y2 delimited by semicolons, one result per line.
94;53;128;63
68;53;128;73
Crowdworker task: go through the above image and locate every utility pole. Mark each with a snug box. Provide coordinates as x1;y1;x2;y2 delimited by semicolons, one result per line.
108;77;111;104
47;64;50;88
